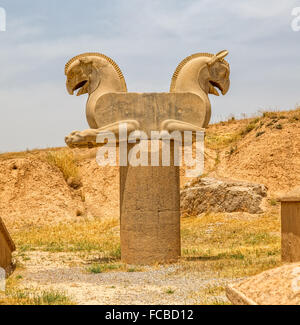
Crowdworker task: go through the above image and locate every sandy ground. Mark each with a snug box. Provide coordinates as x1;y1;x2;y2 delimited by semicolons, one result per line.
17;251;233;305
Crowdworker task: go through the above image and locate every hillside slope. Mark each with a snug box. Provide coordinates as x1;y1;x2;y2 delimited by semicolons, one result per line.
206;109;300;194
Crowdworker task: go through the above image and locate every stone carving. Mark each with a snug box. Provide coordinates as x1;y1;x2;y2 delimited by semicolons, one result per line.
63;51;231;265
64;51;230;148
279;189;300;263
170;50;230;128
65;52;138;148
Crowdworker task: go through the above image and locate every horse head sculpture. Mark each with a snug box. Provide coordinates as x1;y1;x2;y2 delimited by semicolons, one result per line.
170;50;230;128
65;53;127;129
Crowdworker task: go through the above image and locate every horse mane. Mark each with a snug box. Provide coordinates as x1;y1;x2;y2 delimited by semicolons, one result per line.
170;53;229;92
65;52;127;91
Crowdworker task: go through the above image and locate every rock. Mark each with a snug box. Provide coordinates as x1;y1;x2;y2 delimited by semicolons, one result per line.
181;177;267;215
226;262;300;305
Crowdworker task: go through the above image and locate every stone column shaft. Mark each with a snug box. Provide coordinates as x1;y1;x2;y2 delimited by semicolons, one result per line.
281;200;300;262
120;141;181;265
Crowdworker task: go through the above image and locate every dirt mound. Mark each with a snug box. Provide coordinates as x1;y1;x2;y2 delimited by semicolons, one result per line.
0;148;121;232
181;177;267;215
74;148;119;220
206;108;300;195
226;262;300;305
0;156;85;231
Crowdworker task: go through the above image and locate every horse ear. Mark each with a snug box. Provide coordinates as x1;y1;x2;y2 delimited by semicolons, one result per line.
216;50;229;60
208;50;229;66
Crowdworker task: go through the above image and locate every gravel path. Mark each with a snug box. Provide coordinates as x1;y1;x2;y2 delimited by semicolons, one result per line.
17;252;232;305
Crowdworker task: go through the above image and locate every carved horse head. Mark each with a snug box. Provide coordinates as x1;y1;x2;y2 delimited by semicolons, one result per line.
170;50;230;96
65;52;127;97
170;50;230;127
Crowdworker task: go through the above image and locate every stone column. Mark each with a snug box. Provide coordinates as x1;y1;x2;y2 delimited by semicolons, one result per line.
120;140;181;265
279;195;300;262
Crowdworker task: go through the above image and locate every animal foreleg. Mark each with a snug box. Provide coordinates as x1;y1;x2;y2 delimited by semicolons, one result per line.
160;119;205;133
65;120;140;148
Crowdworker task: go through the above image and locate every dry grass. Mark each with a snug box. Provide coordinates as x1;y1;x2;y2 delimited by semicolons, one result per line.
191;285;231;305
0;147;82;189
0;289;73;305
205;133;240;150
181;213;281;278
46;149;81;186
205;117;261;150
12;212;281;278
13;218;120;257
0;147;63;161
0;275;73;305
206;107;300;151
6;205;281;305
239;119;260;137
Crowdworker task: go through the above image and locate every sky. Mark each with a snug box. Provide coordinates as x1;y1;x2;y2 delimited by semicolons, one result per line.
0;0;300;152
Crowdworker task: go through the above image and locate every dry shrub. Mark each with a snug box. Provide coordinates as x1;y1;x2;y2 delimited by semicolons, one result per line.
239;119;259;137
46;150;81;189
205;133;240;150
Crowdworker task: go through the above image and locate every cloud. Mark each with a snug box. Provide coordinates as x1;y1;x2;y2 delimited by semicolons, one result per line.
229;0;297;19
0;0;300;151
